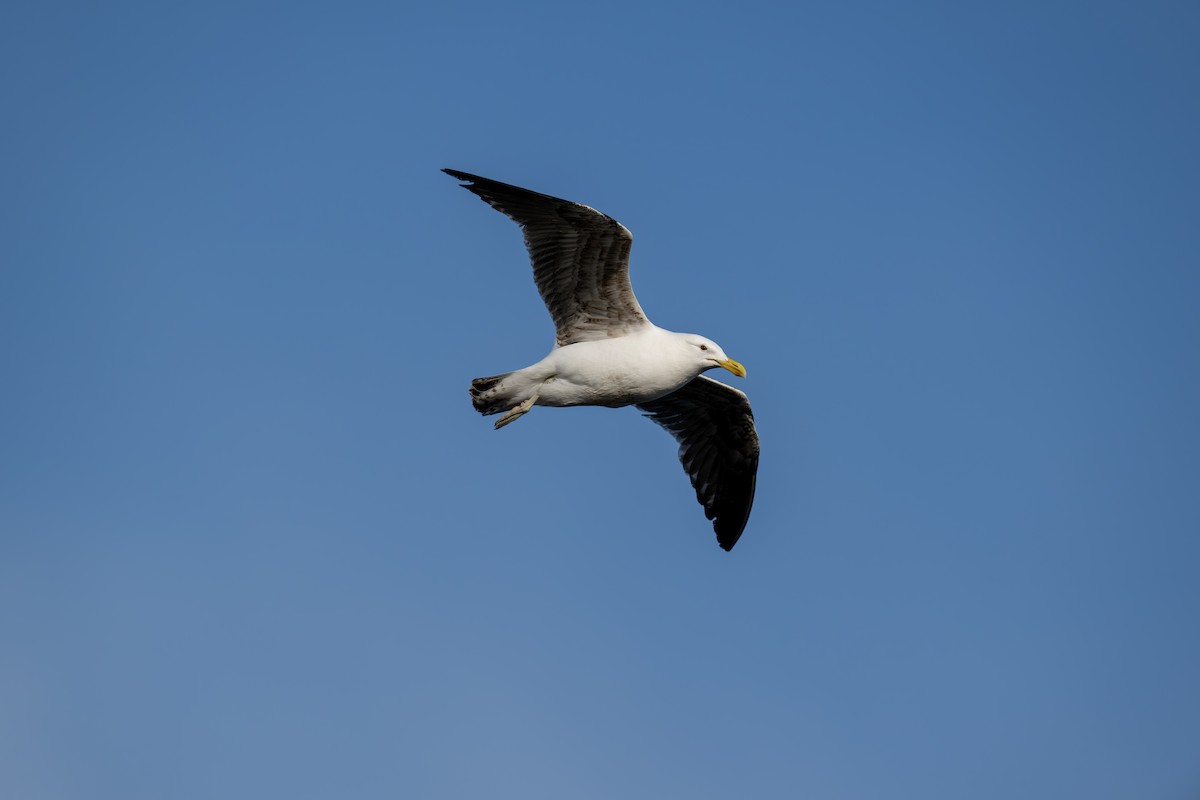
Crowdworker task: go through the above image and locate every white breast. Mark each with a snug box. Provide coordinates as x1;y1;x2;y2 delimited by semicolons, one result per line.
535;327;697;408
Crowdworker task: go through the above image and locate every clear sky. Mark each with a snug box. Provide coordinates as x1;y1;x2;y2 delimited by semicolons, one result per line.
2;1;1198;798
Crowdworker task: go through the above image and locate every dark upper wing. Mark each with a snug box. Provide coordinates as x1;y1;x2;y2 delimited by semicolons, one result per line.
444;169;650;346
636;376;760;551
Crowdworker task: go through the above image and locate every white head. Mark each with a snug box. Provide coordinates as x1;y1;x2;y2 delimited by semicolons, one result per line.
683;335;747;378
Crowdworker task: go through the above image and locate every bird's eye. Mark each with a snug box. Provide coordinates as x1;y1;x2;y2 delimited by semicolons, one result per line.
699;344;708;351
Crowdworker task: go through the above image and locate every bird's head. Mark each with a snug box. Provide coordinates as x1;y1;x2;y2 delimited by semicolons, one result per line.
687;336;746;378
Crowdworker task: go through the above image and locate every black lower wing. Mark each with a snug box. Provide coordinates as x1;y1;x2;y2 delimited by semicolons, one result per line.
637;376;760;551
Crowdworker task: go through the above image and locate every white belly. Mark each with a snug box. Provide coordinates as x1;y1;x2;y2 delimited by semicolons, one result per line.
530;333;695;408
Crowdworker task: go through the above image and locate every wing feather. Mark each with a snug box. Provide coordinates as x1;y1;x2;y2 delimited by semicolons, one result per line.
637;376;760;551
444;169;650;346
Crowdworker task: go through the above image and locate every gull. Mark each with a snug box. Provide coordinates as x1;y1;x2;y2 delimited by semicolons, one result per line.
445;169;760;551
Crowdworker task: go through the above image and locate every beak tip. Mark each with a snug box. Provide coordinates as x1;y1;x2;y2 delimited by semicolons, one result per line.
719;358;747;378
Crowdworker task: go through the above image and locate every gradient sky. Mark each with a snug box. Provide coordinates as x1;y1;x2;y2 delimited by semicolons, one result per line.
3;2;1199;798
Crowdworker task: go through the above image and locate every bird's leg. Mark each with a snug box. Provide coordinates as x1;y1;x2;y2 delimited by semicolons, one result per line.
494;390;540;429
494;376;555;429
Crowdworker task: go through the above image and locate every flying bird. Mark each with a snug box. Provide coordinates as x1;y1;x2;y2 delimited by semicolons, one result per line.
445;169;759;551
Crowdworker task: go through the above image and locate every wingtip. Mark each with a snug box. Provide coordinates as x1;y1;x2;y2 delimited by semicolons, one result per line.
715;519;747;551
442;167;474;184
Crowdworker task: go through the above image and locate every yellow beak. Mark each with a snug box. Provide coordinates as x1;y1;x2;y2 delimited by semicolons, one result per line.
716;358;747;378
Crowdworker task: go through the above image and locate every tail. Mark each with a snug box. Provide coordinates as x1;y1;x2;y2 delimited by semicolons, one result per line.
469;372;516;416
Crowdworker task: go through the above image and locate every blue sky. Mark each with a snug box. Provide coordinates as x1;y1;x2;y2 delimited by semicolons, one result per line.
2;1;1199;798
